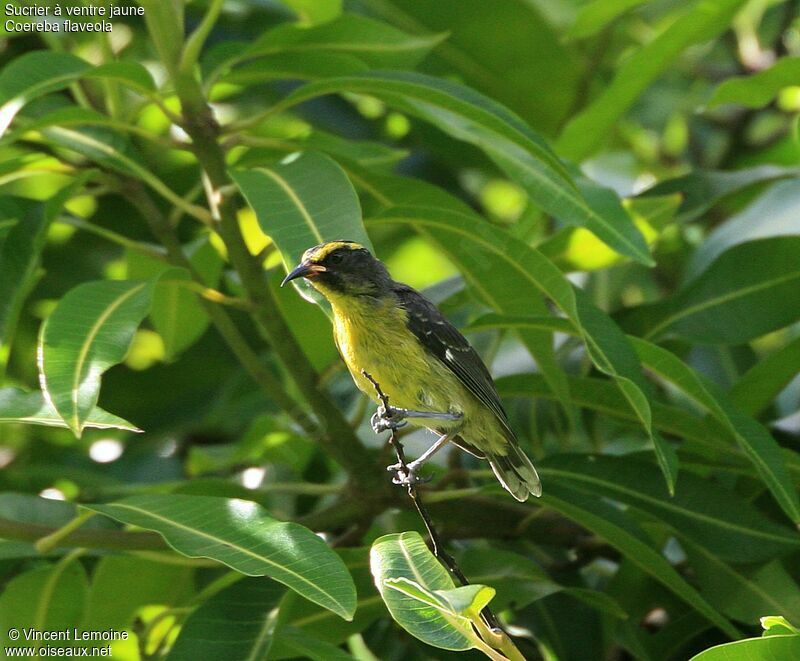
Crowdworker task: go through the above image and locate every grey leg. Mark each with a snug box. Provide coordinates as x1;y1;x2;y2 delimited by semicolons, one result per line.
371;405;462;433
388;433;452;485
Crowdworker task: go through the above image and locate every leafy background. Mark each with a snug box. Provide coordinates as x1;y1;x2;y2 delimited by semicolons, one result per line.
1;0;800;659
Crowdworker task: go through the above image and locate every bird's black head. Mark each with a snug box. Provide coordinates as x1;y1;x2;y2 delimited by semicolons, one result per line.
281;241;392;298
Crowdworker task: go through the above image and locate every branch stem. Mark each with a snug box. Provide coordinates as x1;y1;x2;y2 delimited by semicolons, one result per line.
362;371;524;659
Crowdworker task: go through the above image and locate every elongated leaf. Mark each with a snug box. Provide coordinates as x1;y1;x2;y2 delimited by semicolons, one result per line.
541;483;739;639
0;200;46;362
231;151;372;295
471;311;800;523
568;0;648;39
558;0;748;160
708;56;800;109
371;205;675;490
276;0;341;25
0;562;89;651
225;53;369;85
243;14;445;69
252;549;386;659
629;336;800;525
690;635;800;661
0;177;89;375
683;540;800;625
459;548;627;618
642;237;800;344
640;165;800;224
356;0;582;133
39;279;153;436
0;388;141;432
729;335;800;416
269;627;357;661
83;495;356;620
686;179;800;279
370;532;481;651
167;577;284;661
540;454;799;561
279;71;652;264
0;52;155;134
86;556;193;630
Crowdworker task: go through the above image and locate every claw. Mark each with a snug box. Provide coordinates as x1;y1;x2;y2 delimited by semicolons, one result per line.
370;407;408;433
386;459;432;486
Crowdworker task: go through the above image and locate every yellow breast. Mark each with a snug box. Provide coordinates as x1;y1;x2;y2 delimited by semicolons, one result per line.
330;297;454;413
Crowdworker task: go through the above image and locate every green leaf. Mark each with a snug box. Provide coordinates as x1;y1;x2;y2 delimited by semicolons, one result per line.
686;180;800;280
224;53;369;85
541;483;739;639
708;56;800;109
643;237;800;344
478;311;800;524
0;200;45;366
243;14;446;69
371;205;675;491
269;549;388;658
729;335;800;416
356;0;582;134
640;165;800;224
0;388;141;432
86;556;194;630
231;151;372;297
558;0;748;161
540;454;800;562
0;52;155;134
39;279;154;436
167;577;284;661
83;495;357;620
689;635;800;661
279;71;653;264
495;373;731;456
269;626;357;661
277;0;342;25
459;548;627;618
370;532;487;651
761;616;800;636
0;178;89;375
0;561;89;649
128;237;223;360
629;336;800;525
568;0;648;40
683;540;800;625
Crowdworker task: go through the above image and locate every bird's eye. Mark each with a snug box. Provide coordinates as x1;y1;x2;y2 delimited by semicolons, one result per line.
328;252;345;265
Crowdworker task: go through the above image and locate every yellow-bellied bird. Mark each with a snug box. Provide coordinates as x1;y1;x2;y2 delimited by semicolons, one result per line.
282;240;541;501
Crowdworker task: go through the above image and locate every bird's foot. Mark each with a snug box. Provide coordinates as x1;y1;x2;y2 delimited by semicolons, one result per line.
386;459;432;486
371;405;408;433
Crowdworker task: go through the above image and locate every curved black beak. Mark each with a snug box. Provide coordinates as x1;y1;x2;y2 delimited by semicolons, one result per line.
281;261;326;287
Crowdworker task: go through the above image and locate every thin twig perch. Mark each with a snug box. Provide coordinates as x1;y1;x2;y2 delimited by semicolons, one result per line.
361;370;506;635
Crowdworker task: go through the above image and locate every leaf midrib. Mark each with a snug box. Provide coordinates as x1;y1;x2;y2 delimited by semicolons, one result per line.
541;467;798;546
647;269;800;339
67;283;146;431
98;502;345;615
253;167;324;244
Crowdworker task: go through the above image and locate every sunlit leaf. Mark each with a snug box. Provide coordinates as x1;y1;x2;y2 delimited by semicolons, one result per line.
39;279;154;436
84;495;357;620
0;388;141;432
708;56;800;109
278;71;653;264
369;532;482;651
558;0;748;160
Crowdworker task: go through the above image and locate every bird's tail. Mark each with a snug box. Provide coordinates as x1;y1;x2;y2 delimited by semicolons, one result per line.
487;444;542;502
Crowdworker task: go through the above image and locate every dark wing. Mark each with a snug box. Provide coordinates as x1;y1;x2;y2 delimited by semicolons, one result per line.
394;284;515;439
